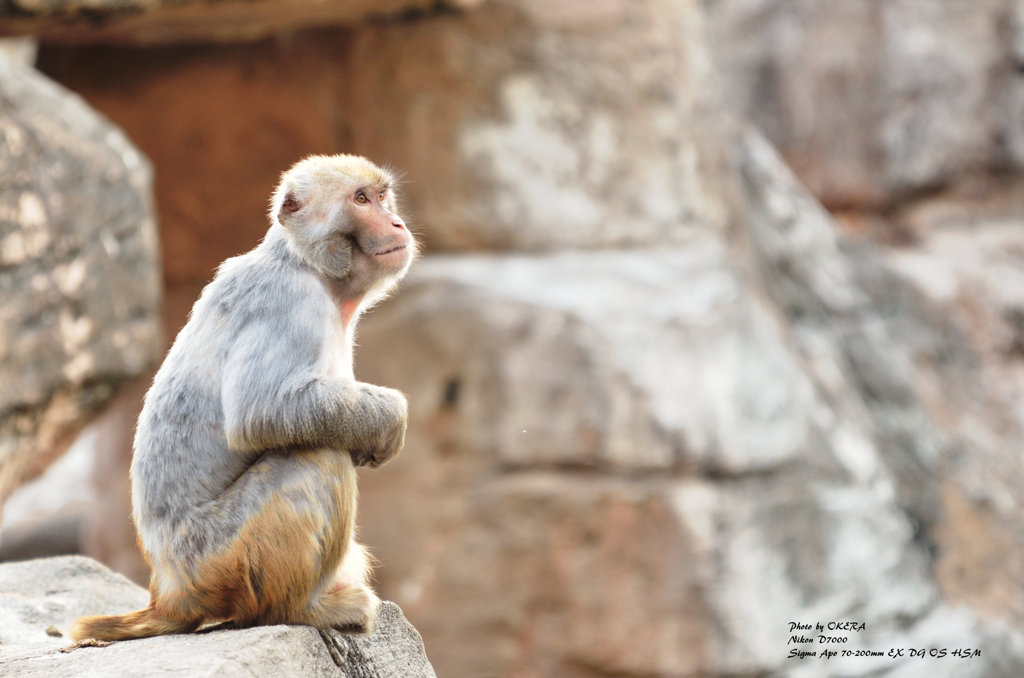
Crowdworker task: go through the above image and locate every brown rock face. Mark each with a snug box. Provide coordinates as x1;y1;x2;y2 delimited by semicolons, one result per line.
38;37;349;290
0;55;161;513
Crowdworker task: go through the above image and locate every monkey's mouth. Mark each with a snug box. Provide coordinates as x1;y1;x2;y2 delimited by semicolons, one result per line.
373;245;407;257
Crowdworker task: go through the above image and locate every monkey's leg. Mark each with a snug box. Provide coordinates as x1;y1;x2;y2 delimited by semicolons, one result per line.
301;538;382;633
286;516;381;632
179;449;376;631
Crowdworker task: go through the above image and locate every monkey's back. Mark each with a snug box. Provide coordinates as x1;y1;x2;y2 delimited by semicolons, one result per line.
130;233;340;561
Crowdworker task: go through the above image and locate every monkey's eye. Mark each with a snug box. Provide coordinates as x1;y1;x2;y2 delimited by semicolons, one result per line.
378;190;387;202
355;191;369;205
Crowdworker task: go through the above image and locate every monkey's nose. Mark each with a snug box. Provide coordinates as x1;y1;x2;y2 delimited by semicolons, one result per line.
392;217;406;230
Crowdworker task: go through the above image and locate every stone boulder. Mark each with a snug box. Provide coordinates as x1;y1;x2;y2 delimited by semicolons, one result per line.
0;55;161;514
0;556;436;678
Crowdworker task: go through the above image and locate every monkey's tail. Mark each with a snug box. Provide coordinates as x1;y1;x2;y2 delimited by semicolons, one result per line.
72;606;200;642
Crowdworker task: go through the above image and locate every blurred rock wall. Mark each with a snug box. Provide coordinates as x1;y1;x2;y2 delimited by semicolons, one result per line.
3;1;1024;677
707;0;1024;652
0;52;161;521
705;0;1024;213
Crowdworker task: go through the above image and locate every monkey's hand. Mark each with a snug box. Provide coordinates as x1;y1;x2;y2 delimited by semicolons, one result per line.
350;384;408;469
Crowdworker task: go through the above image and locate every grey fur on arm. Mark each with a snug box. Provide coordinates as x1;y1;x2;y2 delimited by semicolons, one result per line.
220;311;407;465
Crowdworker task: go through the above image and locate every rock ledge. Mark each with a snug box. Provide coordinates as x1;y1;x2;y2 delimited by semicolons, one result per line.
0;556;436;678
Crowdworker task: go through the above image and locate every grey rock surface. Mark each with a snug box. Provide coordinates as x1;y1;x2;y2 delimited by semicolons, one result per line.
365;244;811;476
347;129;1024;677
0;55;161;510
0;37;36;65
704;0;1020;208
0;556;437;678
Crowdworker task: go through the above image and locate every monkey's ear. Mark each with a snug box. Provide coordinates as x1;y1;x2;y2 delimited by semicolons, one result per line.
277;190;302;228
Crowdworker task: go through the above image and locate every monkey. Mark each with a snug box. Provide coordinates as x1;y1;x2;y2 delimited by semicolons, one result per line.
72;154;416;642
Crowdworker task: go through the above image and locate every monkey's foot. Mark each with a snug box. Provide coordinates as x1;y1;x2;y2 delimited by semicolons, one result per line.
302;585;379;633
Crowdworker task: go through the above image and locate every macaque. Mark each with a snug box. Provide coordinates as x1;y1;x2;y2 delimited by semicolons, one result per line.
73;154;415;641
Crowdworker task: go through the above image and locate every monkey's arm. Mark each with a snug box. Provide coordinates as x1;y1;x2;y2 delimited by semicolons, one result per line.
220;315;407;465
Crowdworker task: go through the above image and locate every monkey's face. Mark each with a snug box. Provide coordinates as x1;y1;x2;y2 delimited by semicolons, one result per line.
274;155;416;295
335;184;414;286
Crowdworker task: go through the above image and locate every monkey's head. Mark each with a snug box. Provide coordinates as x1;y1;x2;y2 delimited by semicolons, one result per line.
271;154;416;298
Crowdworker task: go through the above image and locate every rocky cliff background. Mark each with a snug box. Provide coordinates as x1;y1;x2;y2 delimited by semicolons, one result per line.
2;1;1024;677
